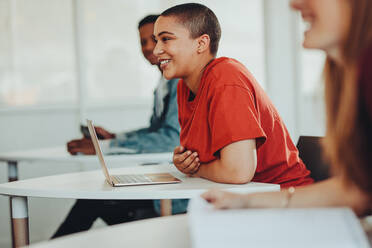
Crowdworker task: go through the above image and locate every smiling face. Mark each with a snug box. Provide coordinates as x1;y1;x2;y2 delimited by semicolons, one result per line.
139;23;158;65
153;16;199;80
291;0;351;60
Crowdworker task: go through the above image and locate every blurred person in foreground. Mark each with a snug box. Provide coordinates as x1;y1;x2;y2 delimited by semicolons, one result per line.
203;0;372;216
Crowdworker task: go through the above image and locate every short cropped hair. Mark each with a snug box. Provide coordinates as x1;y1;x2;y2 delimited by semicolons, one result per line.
138;14;160;29
161;3;221;56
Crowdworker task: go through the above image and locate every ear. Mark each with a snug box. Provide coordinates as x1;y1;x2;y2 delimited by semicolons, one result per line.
197;34;211;54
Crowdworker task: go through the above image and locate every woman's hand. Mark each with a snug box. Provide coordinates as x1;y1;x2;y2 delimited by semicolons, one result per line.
172;146;201;175
201;189;248;209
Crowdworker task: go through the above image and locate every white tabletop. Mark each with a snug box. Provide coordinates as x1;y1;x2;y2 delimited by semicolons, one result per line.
28;214;190;248
0;146;173;164
0;164;280;199
26;213;372;248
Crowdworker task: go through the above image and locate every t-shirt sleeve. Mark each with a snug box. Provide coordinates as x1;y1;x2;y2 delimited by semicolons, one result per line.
208;84;267;155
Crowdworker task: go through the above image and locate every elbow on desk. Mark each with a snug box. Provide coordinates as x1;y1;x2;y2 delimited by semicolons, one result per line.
219;162;255;184
226;172;253;184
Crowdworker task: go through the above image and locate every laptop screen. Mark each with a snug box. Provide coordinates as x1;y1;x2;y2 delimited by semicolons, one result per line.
87;119;112;183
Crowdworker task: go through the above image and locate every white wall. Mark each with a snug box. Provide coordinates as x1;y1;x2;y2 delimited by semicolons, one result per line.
263;0;325;141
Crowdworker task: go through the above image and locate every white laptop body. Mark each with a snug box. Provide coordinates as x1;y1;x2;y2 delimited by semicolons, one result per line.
87;119;181;187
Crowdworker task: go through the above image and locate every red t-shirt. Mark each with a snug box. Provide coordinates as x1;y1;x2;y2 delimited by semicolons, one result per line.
177;57;313;187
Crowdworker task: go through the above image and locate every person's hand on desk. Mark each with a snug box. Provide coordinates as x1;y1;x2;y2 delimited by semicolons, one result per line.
201;189;248;209
94;127;116;139
67;138;96;155
173;146;201;176
81;126;115;140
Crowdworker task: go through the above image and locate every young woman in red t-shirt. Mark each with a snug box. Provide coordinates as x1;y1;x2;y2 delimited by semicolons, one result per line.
153;3;313;187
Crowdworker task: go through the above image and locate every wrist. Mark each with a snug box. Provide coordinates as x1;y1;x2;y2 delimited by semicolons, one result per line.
281;186;295;208
242;195;252;208
193;164;203;177
114;132;127;141
191;170;201;177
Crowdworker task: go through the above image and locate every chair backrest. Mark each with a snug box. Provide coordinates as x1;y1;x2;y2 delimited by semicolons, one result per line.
296;136;330;182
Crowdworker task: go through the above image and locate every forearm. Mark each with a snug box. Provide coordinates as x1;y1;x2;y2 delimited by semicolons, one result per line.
195;158;253;184
192;140;256;184
124;126;179;152
110;126;179;153
243;177;370;215
114;127;149;141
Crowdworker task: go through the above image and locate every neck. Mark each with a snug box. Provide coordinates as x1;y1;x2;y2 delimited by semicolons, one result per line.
183;54;215;95
326;46;344;65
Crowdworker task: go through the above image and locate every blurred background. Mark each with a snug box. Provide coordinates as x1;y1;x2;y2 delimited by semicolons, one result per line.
0;0;325;246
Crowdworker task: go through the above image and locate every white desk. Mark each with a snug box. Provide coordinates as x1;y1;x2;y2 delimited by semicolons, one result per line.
0;147;170;248
28;215;190;248
0;146;173;182
0;164;279;247
26;214;372;248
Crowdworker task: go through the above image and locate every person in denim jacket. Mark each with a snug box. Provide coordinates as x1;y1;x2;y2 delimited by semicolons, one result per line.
105;76;180;154
52;15;188;238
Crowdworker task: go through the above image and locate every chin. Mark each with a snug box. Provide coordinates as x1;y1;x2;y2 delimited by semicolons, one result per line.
302;39;319;50
303;32;315;49
302;33;325;50
162;72;174;80
163;70;178;80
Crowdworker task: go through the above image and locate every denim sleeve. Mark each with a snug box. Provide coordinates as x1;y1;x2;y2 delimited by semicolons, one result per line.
114;127;150;141
109;79;180;153
153;199;189;215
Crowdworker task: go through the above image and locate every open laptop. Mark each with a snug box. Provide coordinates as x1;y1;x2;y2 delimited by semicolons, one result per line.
87;119;181;187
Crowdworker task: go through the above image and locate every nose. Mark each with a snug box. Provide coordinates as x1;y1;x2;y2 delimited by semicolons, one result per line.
289;0;304;10
153;41;164;57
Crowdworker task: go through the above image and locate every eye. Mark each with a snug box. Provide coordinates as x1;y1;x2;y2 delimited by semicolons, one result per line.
161;37;171;42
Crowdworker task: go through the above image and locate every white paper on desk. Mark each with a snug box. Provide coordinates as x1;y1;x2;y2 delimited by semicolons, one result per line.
188;197;370;248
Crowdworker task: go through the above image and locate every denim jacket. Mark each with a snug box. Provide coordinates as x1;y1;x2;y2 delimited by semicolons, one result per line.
109;78;180;153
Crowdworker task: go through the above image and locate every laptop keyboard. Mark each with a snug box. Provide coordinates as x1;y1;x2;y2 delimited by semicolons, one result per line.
113;174;152;184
